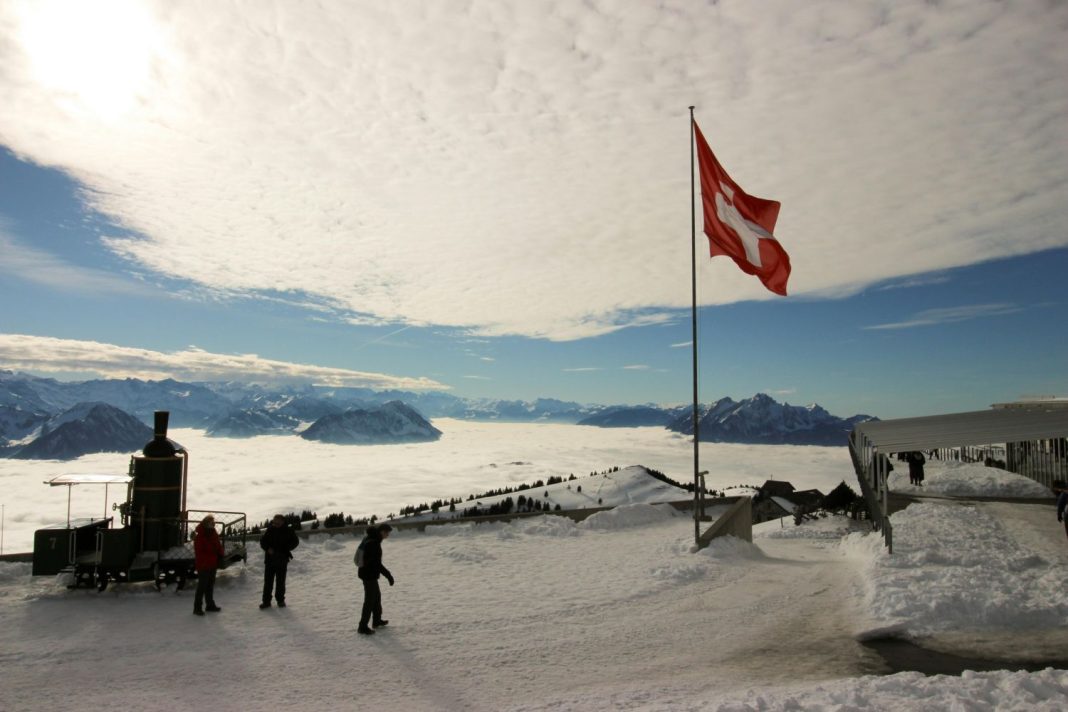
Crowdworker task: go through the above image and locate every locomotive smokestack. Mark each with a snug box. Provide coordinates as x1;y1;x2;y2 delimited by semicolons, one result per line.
154;411;169;439
143;410;177;457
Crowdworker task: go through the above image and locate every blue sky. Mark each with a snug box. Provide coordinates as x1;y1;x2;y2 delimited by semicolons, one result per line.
1;0;1066;420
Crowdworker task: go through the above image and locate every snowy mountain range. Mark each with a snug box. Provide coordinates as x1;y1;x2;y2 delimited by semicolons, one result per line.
576;404;691;427
0;370;601;429
665;393;875;446
577;395;874;445
0;370;874;457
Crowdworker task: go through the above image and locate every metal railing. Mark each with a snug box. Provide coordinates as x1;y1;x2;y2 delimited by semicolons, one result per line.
848;432;893;552
173;510;248;565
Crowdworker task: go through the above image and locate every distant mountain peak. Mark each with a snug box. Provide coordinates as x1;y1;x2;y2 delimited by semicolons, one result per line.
9;402;152;460
667;394;874;446
300;401;442;445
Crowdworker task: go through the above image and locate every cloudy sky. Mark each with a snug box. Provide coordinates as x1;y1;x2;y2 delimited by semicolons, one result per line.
0;0;1065;418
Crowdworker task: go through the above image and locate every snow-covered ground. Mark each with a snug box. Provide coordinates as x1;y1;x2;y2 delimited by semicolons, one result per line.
2;450;1067;710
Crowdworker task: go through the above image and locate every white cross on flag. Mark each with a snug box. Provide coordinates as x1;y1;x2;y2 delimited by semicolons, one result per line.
694;121;791;296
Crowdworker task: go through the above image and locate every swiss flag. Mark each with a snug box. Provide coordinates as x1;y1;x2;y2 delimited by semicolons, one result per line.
694;121;790;296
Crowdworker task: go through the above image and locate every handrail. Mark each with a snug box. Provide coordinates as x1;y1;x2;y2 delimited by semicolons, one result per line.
179;510;248;563
849;430;892;551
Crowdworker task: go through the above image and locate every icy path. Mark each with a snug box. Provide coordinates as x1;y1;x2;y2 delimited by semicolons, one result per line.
981;501;1068;566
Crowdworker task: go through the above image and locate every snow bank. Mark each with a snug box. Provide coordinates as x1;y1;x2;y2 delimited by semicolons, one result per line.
398;502;679;541
891;460;1053;498
317;535;350;551
844;502;1068;639
698;534;765;561
579;502;679;530
500;514;580;538
0;561;30;584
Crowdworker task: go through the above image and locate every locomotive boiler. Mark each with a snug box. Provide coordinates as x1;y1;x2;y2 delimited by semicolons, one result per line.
32;411;246;590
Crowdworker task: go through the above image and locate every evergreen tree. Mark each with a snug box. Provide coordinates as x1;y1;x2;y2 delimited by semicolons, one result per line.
821;481;860;514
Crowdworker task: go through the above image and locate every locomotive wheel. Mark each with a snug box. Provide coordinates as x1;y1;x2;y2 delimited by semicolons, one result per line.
97;570;109;592
73;568;95;589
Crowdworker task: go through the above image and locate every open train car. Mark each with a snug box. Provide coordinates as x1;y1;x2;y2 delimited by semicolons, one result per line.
32;411;246;590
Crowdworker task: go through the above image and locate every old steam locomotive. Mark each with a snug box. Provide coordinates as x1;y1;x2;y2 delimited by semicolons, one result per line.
32;411;247;590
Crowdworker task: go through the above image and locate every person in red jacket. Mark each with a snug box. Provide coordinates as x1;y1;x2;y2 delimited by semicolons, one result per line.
193;514;225;616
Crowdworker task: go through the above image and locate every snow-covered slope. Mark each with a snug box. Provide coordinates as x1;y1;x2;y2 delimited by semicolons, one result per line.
0;403;50;447
408;465;691;521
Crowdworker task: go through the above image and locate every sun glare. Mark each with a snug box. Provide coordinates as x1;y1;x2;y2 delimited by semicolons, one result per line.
16;0;161;121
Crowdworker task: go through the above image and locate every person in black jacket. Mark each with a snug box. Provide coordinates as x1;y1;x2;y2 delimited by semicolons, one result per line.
906;451;926;486
356;523;394;635
259;514;300;609
1056;481;1068;542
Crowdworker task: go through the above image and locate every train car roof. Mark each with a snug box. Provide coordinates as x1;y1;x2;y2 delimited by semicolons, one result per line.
45;474;133;486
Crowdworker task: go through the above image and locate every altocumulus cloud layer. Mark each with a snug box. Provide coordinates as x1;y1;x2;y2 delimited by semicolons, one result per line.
0;0;1065;340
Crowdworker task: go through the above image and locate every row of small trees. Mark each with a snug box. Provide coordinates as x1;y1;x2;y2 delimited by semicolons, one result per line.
319;512;376;529
459;495;564;518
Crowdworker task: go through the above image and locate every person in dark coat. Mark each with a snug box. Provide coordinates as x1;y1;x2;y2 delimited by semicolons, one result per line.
356;524;394;635
1056;482;1068;542
193;514;225;616
907;451;926;486
259;514;300;609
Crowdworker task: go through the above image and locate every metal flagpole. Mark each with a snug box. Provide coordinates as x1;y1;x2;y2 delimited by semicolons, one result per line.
689;106;701;547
